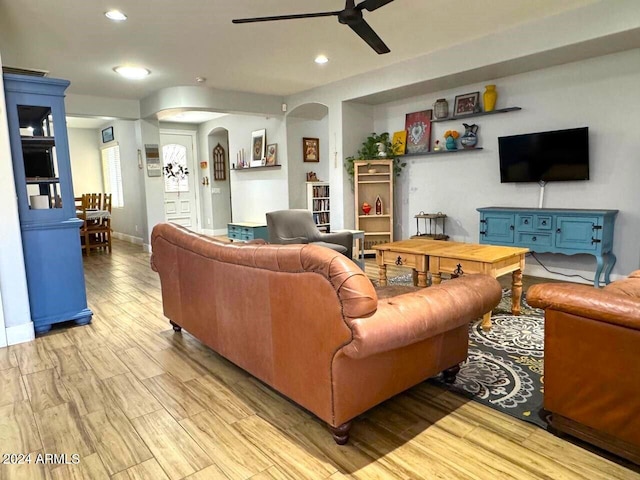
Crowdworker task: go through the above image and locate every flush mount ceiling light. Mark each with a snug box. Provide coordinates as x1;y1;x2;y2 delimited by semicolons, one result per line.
314;55;329;64
113;66;150;79
105;10;127;21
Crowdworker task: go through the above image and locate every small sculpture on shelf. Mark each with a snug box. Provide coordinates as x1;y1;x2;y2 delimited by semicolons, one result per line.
362;202;372;215
375;195;383;215
433;139;443;152
306;171;320;181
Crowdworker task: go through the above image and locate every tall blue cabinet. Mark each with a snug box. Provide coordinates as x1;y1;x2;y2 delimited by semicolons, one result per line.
3;74;92;334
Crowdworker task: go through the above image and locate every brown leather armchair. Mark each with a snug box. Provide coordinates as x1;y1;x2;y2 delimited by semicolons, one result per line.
527;270;640;465
266;209;352;259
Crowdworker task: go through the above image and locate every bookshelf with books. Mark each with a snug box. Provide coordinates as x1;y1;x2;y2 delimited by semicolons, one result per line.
306;182;330;233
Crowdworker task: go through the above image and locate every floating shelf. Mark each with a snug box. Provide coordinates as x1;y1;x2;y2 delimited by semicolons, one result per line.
401;148;483;157
232;165;281;171
431;106;522;123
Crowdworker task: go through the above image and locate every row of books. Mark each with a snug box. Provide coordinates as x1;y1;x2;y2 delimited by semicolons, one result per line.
312;199;330;211
313;212;330;226
312;185;329;197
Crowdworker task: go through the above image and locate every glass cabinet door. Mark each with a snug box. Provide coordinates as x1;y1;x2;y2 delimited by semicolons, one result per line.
17;105;63;210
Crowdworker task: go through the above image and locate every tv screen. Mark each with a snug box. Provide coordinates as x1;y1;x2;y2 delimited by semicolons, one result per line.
498;127;589;183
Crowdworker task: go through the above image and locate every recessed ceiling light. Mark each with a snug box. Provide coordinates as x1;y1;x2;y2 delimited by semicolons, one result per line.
113;66;150;79
105;10;127;21
315;55;329;64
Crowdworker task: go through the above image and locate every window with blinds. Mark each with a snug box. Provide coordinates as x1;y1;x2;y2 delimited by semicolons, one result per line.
101;144;124;207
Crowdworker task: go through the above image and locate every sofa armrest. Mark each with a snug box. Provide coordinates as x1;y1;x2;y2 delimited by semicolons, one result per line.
527;283;640;331
341;274;502;359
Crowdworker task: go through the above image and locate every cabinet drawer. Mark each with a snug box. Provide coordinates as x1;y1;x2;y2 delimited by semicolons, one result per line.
535;215;552;230
516;215;534;231
228;230;241;239
240;233;253;241
517;232;552;247
381;252;420;269
436;258;483;276
228;224;240;235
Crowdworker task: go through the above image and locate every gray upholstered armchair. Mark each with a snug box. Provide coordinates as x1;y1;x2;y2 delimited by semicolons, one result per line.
266;209;353;259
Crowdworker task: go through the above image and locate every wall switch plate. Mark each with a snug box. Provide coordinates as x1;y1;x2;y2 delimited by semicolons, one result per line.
212;188;221;194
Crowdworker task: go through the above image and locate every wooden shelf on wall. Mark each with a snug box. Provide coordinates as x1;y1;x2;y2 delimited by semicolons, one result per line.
232;165;281;172
431;106;521;123
400;147;484;158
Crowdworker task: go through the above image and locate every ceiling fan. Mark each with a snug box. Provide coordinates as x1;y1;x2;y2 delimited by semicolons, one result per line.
232;0;394;54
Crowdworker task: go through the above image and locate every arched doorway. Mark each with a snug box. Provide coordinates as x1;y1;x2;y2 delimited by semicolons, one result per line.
205;127;232;234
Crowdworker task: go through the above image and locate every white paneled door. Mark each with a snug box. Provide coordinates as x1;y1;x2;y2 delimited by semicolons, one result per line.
160;132;198;228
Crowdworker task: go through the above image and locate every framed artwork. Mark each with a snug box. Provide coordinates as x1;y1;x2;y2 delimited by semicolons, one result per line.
144;144;161;177
265;144;277;166
303;137;319;162
405;110;432;154
251;129;266;166
392;130;407;155
101;126;114;143
213;143;226;180
453;92;480;115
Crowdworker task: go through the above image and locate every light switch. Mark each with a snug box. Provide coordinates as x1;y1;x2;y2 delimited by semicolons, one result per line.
211;188;221;194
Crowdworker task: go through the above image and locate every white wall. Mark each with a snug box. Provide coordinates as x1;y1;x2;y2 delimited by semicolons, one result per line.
286;113;329;209
100;120;146;241
0;53;34;345
68;127;102;195
372;49;640;280
198;114;288;225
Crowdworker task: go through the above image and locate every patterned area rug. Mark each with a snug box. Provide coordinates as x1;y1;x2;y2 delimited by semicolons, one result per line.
383;274;548;428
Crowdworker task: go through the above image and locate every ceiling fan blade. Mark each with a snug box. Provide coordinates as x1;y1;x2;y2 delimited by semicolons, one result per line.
356;0;394;12
348;18;390;54
232;11;339;24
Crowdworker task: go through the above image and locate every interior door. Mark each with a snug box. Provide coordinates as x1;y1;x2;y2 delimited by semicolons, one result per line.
161;133;198;228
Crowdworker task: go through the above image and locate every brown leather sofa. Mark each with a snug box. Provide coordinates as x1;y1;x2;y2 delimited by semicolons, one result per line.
150;222;502;444
527;270;640;465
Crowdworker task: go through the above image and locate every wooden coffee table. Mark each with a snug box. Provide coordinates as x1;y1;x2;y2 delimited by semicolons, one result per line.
373;239;528;330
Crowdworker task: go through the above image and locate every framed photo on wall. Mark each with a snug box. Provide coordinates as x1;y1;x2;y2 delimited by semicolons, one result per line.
251;129;266;166
265;144;277;166
405;110;432;154
303;137;319;162
101;126;114;143
453;92;480;115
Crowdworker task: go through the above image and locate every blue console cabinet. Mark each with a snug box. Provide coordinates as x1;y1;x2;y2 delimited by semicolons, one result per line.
477;207;618;287
4;74;92;333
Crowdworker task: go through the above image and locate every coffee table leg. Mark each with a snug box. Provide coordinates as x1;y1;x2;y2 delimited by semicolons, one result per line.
378;264;388;287
432;272;442;285
416;271;428;288
512;269;523;316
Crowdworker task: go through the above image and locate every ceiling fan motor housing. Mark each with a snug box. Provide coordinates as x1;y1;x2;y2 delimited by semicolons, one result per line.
338;8;363;25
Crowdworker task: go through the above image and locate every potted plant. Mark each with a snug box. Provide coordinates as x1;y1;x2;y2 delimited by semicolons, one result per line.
345;132;407;183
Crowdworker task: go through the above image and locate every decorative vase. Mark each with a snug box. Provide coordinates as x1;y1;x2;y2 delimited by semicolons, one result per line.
460;123;479;149
367;168;377;174
433;98;449;119
445;136;457;150
483;85;497;112
375;195;383;215
376;142;387;157
362;203;372;215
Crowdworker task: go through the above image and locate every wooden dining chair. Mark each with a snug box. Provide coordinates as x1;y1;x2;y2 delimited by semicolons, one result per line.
78;195;91;256
87;193;101;210
97;193;112;253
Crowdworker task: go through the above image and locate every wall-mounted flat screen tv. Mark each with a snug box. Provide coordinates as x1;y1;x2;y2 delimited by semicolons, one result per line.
498;127;589;183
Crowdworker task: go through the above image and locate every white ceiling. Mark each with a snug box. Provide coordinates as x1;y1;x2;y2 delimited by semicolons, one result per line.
0;0;596;101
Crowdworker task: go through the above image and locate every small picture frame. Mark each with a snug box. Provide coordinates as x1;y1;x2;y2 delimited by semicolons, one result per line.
303;137;319;162
453;92;480;116
265;144;277;166
251;129;266;166
101;126;114;143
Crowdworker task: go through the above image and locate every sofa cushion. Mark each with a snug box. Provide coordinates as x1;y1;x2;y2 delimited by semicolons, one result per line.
603;269;640;298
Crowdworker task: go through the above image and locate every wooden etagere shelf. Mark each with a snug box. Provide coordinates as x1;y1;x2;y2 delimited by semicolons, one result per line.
431;106;521;123
354;160;394;251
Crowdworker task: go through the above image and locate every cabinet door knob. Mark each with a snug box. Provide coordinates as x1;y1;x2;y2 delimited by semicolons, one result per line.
510;225;514;230
556;228;562;233
532;236;537;242
524;219;529;224
395;256;403;266
541;220;547;225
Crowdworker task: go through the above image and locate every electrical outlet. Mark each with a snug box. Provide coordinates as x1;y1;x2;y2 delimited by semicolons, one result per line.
135;225;139;233
212;188;221;194
207;218;211;225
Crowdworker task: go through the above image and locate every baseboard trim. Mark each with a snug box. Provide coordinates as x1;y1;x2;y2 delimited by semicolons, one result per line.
6;322;35;346
524;264;624;286
112;231;144;245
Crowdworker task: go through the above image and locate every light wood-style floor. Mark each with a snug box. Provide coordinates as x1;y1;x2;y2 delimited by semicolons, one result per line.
1;239;638;479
